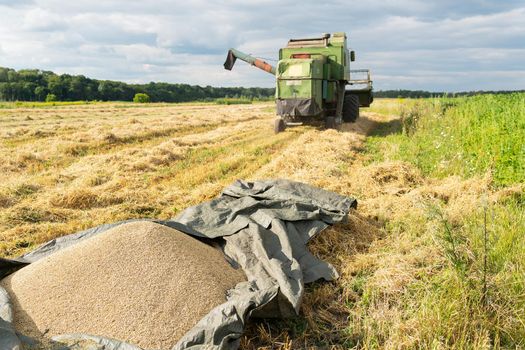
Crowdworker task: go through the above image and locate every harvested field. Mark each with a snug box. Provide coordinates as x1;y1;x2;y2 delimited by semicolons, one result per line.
0;102;299;257
1;96;523;349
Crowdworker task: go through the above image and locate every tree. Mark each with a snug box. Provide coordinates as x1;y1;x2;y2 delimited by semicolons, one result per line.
133;93;150;103
45;93;57;102
0;82;11;100
0;68;9;82
35;86;48;101
69;75;88;100
47;75;68;100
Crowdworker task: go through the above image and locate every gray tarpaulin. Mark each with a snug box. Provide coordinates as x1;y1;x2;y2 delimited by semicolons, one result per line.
0;179;356;350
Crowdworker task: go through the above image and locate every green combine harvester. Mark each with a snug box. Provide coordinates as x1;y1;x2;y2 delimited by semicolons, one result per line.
224;32;373;133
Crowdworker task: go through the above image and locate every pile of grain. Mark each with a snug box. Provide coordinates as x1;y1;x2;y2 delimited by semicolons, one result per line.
1;221;245;350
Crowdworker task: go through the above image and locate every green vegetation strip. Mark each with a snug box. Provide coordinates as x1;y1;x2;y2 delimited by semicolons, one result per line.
368;93;525;186
357;93;525;348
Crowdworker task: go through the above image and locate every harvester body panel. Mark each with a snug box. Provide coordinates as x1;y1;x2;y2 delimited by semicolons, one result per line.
275;58;324;117
280;32;350;81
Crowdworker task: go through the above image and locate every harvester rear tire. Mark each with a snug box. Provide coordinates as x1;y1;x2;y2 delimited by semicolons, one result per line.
325;116;337;130
274;118;286;133
343;94;359;123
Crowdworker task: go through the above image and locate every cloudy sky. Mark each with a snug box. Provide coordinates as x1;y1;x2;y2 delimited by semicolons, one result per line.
0;0;524;91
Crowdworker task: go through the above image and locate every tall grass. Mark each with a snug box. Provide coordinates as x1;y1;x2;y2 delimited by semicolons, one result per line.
369;93;525;186
358;94;525;348
380;201;524;348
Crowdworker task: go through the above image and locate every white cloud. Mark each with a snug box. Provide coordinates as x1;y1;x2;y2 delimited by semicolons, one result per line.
23;7;66;31
0;0;523;91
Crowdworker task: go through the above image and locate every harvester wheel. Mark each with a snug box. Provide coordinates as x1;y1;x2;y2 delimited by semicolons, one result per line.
343;94;359;123
325;116;337;130
274;118;286;133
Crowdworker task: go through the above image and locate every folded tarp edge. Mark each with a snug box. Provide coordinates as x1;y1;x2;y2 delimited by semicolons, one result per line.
0;286;22;350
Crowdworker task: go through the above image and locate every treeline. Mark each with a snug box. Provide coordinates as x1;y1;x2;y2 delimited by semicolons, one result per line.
374;89;525;98
2;67;522;102
0;67;275;102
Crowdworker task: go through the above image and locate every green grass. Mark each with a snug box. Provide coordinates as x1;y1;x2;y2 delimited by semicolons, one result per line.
0;101;94;108
355;94;525;348
0;99;275;109
215;97;253;105
368;94;525;186
352;202;525;348
0;101;183;109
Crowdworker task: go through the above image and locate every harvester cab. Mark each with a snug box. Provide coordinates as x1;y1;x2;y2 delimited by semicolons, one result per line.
224;32;373;133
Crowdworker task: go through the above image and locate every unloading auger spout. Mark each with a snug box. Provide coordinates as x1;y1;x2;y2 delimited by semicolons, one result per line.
223;48;276;75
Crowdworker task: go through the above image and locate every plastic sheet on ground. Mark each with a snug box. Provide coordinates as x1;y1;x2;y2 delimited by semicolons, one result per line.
0;179;356;350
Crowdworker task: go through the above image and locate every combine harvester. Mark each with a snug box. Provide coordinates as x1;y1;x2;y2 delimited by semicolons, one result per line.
224;32;373;133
